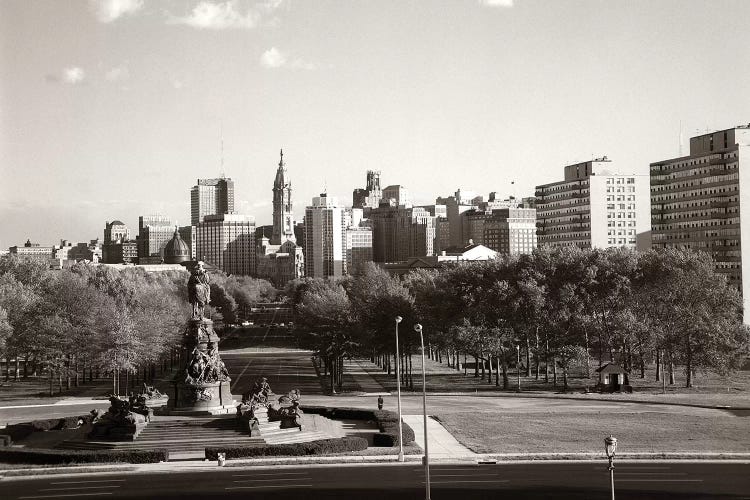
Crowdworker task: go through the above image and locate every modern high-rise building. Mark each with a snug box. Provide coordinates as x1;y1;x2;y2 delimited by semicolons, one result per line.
137;215;174;261
651;125;750;318
535;157;650;249
271;150;296;245
190;177;235;226
353;170;383;211
370;204;438;263
195;213;256;275
178;226;195;261
482;208;538;255
304;193;346;278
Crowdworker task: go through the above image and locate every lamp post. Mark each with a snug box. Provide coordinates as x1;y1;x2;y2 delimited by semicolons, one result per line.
515;343;521;392
394;316;404;462
414;323;430;500
605;434;617;500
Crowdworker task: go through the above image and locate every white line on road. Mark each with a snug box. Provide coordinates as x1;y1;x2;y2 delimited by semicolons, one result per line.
19;494;113;499
40;486;121;491
226;484;313;490
617;479;704;483
428;480;510;484
233;478;312;483
49;480;126;485
232;472;309;477
617;472;688;476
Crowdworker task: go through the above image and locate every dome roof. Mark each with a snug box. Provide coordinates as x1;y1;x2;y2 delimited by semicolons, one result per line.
110;220;126;226
163;228;190;264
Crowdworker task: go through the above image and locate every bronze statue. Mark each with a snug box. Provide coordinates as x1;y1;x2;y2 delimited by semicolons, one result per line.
188;261;210;319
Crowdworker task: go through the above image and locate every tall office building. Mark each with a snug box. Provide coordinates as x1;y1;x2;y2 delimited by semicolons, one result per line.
436;190;480;248
195;213;256;275
382;185;410;206
190;177;235;226
137;215;174;261
651;125;750;319
271;150;296;245
304;193;346;278
353;170;383;211
370;204;438;263
482;208;538;255
535;157;649;249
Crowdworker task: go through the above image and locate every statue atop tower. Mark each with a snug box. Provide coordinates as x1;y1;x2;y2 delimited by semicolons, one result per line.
271;149;296;245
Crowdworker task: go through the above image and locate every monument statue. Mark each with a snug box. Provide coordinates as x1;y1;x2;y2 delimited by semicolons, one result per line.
163;261;234;415
188;261;210;319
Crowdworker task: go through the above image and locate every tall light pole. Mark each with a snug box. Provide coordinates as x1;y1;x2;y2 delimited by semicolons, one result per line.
414;323;430;500
515;343;521;392
394;316;404;462
605;434;618;500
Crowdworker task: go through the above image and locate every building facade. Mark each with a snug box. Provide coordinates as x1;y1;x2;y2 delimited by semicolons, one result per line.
370;204;437;263
190;177;235;226
535;157;650;249
304;193;346;278
352;170;383;212
196;213;256;275
650;125;750;318
104;220;130;243
482;208;538;255
137;215;174;261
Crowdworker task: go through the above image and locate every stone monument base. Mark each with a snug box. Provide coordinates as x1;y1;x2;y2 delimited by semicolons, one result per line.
160;380;235;416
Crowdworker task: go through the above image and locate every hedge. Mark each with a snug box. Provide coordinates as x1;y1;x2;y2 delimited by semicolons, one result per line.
1;415;93;447
301;406;415;447
0;448;168;465
205;436;368;460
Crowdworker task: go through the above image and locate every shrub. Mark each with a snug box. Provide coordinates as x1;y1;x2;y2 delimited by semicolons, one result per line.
205;436;368;460
3;415;93;444
0;448;168;465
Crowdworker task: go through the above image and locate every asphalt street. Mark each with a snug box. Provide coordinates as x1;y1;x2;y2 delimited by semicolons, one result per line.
2;462;749;499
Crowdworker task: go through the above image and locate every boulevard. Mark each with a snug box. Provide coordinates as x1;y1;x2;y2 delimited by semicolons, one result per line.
2;462;749;499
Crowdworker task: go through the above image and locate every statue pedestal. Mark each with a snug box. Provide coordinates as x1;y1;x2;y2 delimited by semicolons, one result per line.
160;318;237;416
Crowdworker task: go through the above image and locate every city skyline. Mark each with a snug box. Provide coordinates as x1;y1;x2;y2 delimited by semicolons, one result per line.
3;0;750;246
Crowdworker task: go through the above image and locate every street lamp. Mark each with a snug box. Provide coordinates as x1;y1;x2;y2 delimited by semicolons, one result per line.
414;323;431;500
605;434;618;500
515;342;521;392
394;316;404;462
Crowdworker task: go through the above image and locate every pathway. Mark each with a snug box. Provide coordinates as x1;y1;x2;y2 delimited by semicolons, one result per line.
402;414;477;459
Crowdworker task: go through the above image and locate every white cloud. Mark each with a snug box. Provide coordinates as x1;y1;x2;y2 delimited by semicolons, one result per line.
62;67;86;84
479;0;514;7
260;47;287;68
260;47;316;70
105;66;130;81
90;0;144;23
170;1;262;30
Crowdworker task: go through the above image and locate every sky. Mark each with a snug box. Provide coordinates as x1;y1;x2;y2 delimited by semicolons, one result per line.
2;0;750;247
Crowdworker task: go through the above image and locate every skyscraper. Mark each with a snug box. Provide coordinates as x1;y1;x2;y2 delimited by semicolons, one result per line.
304;193;346;278
195;213;256;275
137;215;174;261
271;150;295;245
353;170;383;211
535;157;649;249
650;125;750;320
190;177;235;226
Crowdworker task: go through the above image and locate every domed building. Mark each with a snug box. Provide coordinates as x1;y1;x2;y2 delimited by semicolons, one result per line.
163;228;190;264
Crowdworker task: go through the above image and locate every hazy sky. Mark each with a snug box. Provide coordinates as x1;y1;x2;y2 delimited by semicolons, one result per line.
2;0;750;247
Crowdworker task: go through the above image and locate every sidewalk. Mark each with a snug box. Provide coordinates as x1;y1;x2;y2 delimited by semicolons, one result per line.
402;415;476;459
342;359;387;394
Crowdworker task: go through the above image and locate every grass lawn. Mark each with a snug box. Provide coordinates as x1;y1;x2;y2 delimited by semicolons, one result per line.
436;410;750;454
359;355;750;407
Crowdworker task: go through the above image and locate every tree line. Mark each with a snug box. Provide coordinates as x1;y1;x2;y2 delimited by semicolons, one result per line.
290;247;750;392
0;256;275;396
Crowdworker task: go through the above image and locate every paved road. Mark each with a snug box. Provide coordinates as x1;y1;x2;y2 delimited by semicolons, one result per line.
2;462;749;499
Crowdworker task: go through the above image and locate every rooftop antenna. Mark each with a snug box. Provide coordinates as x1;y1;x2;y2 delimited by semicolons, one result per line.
219;122;225;178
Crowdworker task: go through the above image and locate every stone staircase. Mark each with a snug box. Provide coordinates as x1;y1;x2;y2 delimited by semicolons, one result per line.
56;407;344;454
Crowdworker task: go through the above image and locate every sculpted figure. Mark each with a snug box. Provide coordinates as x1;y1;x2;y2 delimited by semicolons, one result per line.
188;261;211;319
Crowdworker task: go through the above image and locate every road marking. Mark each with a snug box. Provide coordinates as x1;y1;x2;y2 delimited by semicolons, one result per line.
20;494;113;499
40;486;121;491
432;474;498;478
617;479;704;483
618;472;688;476
226;484;313;490
428;480;510;484
233;478;311;483
49;480;126;485
232;472;308;477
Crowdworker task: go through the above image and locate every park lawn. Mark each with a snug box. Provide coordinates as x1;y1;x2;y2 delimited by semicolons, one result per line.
436;410;750;454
